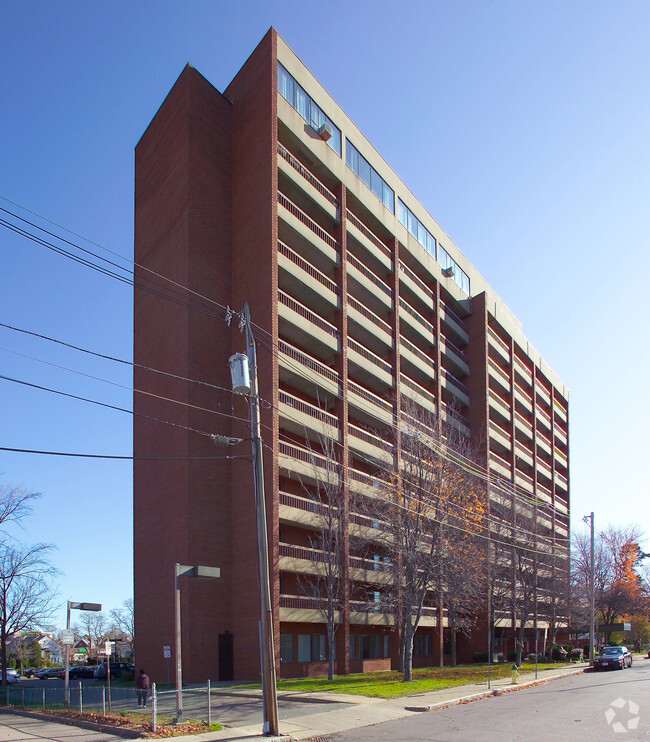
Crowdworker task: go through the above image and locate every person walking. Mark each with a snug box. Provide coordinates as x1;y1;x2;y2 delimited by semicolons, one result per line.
136;669;150;708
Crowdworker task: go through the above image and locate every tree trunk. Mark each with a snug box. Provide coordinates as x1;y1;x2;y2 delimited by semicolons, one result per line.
403;621;414;682
438;592;444;667
450;607;457;667
398;621;406;673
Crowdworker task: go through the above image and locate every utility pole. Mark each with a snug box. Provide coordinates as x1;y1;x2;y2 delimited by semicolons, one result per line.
229;304;279;737
582;513;595;665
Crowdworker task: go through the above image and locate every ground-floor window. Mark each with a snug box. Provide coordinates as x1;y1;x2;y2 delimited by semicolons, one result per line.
414;634;433;657
280;633;294;663
297;633;326;662
350;634;390;660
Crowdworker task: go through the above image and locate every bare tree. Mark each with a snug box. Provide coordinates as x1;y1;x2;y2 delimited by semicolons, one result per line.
0;542;58;683
74;611;109;661
295;431;346;680
362;400;486;681
0;486;41;536
110;598;135;658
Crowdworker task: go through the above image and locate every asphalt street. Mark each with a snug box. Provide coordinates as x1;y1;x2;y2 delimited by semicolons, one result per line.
328;661;650;742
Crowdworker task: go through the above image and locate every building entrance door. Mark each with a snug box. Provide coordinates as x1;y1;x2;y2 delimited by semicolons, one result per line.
218;631;233;681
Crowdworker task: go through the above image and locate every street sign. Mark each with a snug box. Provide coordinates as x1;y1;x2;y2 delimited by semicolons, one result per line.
163;645;171;659
61;629;74;645
104;641;112;655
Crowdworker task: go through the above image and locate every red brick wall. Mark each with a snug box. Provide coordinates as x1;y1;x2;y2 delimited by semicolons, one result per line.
134;64;234;683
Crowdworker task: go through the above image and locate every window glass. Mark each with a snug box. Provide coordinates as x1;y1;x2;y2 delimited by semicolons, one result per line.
346;143;358;173
426;233;436;258
295;85;310;121
439;246;452;270
312;634;326;662
280;634;294;663
278;65;294;105
358;157;371;189
398;200;408;227
298;634;311;662
417;222;427;247
383;185;395;213
350;635;356;660
370;169;383;200
277;63;341;157
383;635;390;658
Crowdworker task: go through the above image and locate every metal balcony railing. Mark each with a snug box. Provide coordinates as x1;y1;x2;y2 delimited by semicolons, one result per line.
278;241;339;295
278;339;340;386
399;261;434;300
346;209;391;259
348;294;391;334
278;143;340;212
399;298;434;334
347;252;393;298
278;191;340;251
348;337;392;374
278;290;339;339
279;390;339;428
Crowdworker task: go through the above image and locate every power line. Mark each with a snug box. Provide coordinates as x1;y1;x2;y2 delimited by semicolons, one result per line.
0;447;250;461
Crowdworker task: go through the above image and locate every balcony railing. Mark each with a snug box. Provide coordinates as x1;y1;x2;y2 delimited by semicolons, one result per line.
488;326;510;355
348;337;392;374
536;406;552;427
346;209;391;260
278;192;340;251
514;381;531;403
279;390;339;428
515;411;533;434
441;335;469;364
278;241;339;295
400;374;436;406
514;354;532;380
537;430;552;449
279;440;333;473
278;143;340;212
278;339;340;386
400;336;435;370
490;451;512;474
348;424;392;452
348;379;393;413
554;398;568;417
439;301;466;330
348;294;392;335
537;458;552;475
278;290;339;339
280;595;329;611
440;402;470;428
349;555;391;573
515;440;532;459
489;358;510;385
349;468;384;490
279;491;331;516
489;420;511;443
399;298;434;334
441;368;470;396
347;252;393;298
489;389;510;411
279;542;331;564
399;261;434;300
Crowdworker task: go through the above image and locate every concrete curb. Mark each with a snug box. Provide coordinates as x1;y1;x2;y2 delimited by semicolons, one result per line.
0;707;143;738
404;667;587;712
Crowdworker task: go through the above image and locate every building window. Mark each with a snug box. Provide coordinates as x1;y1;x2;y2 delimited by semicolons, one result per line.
280;634;294;663
297;633;327;662
397;199;436;259
278;63;342;156
346;141;395;212
439;245;470;295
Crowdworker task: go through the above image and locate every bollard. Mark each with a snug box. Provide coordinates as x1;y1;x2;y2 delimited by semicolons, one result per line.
207;680;211;728
42;688;45;711
79;681;83;714
102;687;106;716
511;664;519;684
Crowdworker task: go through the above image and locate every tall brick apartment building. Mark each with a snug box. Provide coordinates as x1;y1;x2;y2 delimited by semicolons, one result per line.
133;28;570;683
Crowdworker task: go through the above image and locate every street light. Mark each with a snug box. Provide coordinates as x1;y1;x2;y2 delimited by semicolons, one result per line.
174;564;220;723
64;601;102;705
582;513;595;665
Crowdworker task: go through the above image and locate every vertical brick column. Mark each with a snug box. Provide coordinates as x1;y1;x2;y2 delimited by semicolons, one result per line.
390;238;401;671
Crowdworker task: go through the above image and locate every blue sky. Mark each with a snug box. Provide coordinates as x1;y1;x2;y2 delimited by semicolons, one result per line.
1;0;649;629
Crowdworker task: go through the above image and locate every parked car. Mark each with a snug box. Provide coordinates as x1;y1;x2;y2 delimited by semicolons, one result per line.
22;668;36;678
593;646;632;671
4;669;20;684
68;665;97;680
93;662;134;680
35;667;65;679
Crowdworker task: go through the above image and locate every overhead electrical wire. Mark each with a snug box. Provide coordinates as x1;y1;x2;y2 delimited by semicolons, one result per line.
1;197;570;549
0;447;250;461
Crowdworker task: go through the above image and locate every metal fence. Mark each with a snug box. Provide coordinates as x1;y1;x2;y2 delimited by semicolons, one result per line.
0;682;215;733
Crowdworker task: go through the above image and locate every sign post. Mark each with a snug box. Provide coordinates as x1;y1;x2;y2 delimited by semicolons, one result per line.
163;646;171;687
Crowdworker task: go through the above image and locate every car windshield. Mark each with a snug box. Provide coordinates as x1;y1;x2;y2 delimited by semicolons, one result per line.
601;648;623;655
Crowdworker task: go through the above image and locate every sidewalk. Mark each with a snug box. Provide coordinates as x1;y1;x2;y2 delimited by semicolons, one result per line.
169;663;588;742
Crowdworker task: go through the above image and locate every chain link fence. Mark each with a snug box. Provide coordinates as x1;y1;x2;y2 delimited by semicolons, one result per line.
0;682;216;733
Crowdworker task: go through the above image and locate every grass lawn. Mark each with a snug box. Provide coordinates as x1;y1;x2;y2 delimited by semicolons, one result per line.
262;662;573;699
